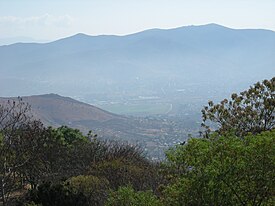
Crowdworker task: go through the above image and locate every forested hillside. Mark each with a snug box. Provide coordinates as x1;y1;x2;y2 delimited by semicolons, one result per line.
0;78;274;206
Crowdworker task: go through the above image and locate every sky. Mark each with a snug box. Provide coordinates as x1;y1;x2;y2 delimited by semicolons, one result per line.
0;0;275;41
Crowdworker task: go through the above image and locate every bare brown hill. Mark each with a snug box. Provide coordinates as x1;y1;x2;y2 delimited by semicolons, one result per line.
0;94;126;132
0;94;190;158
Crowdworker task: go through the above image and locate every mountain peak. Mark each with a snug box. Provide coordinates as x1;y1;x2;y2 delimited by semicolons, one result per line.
73;33;90;37
204;23;227;28
177;23;230;30
28;93;62;99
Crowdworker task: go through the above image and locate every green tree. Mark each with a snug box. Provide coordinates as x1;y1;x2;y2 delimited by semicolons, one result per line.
105;185;162;206
163;130;275;206
16;121;48;190
67;175;109;206
89;141;161;192
53;126;89;145
0;98;33;205
23;182;88;206
201;77;275;137
20;126;102;188
0;97;104;205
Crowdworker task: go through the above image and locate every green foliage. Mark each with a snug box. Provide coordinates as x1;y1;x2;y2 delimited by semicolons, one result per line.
0;100;107;205
67;175;110;206
16;123;90;188
105;185;162;206
88;142;162;192
0;98;33;205
202;77;275;136
23;202;42;206
23;182;88;206
90;158;160;192
2;78;274;205
23;176;110;206
51;126;89;146
163;130;275;205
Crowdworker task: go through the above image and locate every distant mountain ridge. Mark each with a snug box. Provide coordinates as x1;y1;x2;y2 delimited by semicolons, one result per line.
0;23;274;112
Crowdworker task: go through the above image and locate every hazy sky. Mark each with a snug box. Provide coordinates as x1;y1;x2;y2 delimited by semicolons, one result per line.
0;0;275;41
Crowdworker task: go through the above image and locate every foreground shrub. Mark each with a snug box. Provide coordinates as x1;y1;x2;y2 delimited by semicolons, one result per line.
105;185;162;206
90;158;161;192
89;142;162;192
163;130;275;206
22;175;111;206
22;182;88;206
67;175;110;206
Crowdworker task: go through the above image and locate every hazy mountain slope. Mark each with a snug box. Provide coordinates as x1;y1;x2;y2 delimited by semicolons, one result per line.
0;94;124;127
0;24;274;104
0;94;151;142
0;36;48;46
0;94;191;158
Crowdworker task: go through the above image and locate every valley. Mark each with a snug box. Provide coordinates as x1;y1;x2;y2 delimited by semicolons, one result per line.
0;94;200;159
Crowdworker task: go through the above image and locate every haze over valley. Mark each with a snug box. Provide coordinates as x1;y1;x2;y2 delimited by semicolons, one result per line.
1;24;274;159
1;24;274;118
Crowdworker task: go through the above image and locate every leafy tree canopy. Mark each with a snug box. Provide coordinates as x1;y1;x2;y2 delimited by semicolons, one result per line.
163;130;275;206
105;185;162;206
202;77;275;137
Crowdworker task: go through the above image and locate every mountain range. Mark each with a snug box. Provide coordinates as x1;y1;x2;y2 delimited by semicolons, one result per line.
0;23;274;114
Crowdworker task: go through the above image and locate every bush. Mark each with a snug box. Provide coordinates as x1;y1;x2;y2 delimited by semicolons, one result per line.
163;130;275;205
90;158;161;192
22;182;88;206
105;185;162;206
67;175;110;206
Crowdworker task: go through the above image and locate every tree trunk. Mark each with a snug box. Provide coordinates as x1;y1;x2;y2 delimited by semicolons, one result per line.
0;177;6;206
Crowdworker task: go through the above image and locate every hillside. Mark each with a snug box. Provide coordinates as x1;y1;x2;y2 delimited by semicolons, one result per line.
0;94;126;130
0;94;192;158
1;24;274;105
